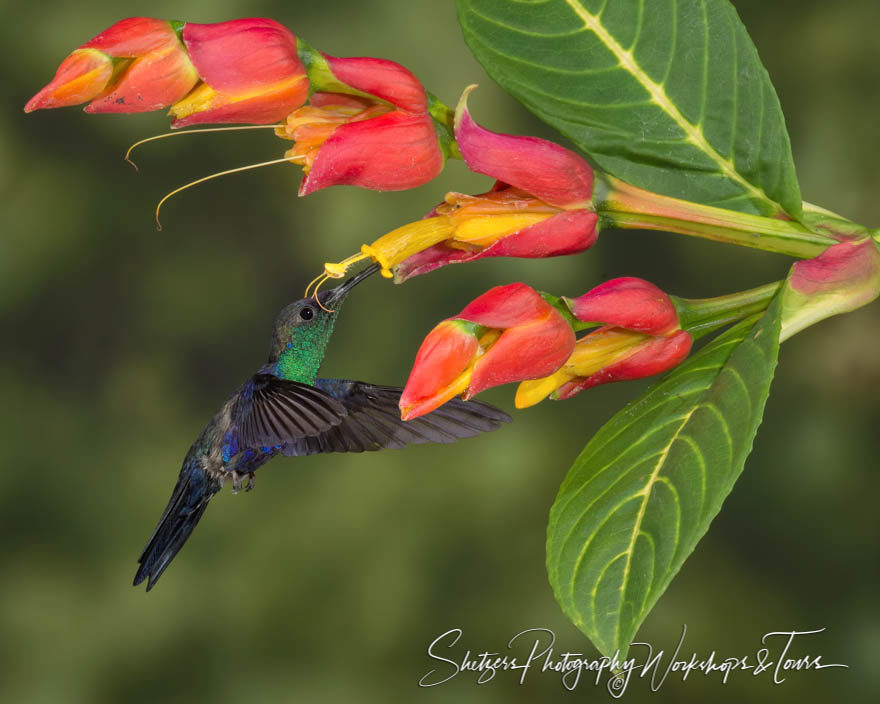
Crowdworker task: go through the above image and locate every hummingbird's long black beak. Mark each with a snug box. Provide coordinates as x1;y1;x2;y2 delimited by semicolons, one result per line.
320;262;381;308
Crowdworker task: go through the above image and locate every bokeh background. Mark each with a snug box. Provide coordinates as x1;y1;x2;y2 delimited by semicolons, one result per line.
2;0;878;701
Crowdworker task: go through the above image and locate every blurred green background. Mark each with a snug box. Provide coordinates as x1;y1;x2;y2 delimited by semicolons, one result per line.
2;0;878;701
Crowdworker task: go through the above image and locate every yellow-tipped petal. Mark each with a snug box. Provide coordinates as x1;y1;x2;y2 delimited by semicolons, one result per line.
565;329;648;376
515;368;575;409
514;329;649;408
401;367;472;420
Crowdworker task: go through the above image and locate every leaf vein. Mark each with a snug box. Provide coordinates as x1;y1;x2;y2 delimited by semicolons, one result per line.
561;0;777;210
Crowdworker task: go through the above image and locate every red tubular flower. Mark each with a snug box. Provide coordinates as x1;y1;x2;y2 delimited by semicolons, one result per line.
276;54;444;195
319;87;598;283
25;17;198;114
515;278;692;408
26;18;449;197
392;87;597;279
400;284;575;419
170;19;309;126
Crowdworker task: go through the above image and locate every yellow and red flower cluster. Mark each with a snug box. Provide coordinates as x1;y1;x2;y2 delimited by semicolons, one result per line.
26;17;444;194
400;277;693;419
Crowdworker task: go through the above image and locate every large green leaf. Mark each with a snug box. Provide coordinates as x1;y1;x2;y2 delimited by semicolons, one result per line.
547;295;782;658
457;0;802;219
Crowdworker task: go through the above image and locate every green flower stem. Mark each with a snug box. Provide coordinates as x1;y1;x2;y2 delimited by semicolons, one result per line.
543;283;781;341
596;175;835;259
673;281;782;339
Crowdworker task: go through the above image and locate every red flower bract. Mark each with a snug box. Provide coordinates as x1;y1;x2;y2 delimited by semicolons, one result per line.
564;277;680;334
171;19;309;126
400;283;575;419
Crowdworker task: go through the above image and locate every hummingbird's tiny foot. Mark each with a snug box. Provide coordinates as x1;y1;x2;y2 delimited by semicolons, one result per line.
229;469;254;494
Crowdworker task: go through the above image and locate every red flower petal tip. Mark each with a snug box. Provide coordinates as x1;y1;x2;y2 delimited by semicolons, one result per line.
454;86;594;208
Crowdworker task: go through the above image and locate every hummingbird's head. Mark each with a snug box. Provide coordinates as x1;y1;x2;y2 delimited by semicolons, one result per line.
268;264;379;379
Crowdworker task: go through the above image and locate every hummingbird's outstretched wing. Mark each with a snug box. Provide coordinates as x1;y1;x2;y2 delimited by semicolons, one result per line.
235;374;348;449
274;379;511;455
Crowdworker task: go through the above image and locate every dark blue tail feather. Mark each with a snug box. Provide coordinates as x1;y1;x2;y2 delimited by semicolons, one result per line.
133;463;218;591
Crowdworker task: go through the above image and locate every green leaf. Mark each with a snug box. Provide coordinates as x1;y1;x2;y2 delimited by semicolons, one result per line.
457;0;803;219
546;294;782;658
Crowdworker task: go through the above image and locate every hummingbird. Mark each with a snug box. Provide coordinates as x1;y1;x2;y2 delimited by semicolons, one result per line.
133;264;510;590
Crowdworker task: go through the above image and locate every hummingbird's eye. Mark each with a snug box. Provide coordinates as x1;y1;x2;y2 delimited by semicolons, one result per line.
299;306;314;321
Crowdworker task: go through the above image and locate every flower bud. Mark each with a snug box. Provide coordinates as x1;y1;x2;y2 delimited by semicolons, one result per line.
516;278;692;407
25;18;198;114
781;238;880;341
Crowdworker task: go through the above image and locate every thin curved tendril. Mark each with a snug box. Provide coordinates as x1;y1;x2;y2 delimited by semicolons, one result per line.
124;125;282;171
155;157;294;231
303;274;334;312
304;271;327;299
304;252;372;310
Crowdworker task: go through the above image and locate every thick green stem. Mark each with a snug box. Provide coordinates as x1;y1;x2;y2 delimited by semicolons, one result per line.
672;281;782;339
596;175;835;259
542;282;781;340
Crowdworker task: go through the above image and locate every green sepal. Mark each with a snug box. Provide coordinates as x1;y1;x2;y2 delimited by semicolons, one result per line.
297;38;374;101
801;206;872;242
427;92;460;160
538;292;599;333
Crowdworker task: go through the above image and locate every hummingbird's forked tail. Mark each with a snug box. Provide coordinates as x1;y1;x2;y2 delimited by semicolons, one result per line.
133;464;220;591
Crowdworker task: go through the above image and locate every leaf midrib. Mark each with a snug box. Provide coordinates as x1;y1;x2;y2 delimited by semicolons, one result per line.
561;331;745;646
562;0;777;212
611;406;694;645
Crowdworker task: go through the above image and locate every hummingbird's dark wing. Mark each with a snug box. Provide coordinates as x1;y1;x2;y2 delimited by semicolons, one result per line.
275;379;511;456
234;374;348;449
